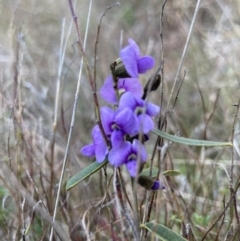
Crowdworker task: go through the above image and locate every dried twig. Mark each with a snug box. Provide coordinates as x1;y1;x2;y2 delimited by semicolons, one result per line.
94;2;120;88
164;0;202;113
67;0;108;144
50;1;93;240
230;98;240;226
159;0;168;112
214;196;226;241
201;182;240;241
115;169;138;241
49;18;66;214
203;89;220;140
141;2;168;239
169;70;187;111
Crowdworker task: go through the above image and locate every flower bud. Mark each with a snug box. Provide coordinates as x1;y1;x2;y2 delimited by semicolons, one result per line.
151;180;165;190
138;175;165;190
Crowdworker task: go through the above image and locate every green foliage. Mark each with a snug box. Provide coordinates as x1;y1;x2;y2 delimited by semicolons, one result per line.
66;163;181;191
162;170;181;176
140;221;188;241
139;167;159;177
121;5;135;25
151;128;232;147
32;215;44;238
192;213;210;226
0;187;12;227
140;167;181;177
66;160;108;190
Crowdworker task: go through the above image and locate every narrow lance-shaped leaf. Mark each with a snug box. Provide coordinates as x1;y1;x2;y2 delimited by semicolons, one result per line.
162;170;181;176
66;160;108;191
151;128;232;147
140;221;188;241
139;167;159;177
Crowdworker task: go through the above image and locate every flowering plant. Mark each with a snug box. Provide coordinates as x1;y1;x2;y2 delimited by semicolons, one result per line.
63;4;234;240
80;39;164;189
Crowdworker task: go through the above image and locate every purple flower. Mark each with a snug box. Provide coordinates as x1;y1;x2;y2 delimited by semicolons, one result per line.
108;139;147;177
101;106;139;147
151;181;166;190
119;92;160;134
100;75;143;104
81;125;108;163
120;39;155;78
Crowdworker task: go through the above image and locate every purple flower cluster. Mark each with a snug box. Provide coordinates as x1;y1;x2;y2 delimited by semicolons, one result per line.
81;39;160;178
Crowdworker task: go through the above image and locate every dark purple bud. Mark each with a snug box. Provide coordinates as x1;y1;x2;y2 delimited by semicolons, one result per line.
151;180;166;191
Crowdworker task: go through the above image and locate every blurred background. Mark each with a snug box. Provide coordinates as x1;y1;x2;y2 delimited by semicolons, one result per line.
0;0;240;240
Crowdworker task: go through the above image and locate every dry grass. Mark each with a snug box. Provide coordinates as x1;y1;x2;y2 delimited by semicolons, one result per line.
0;0;240;240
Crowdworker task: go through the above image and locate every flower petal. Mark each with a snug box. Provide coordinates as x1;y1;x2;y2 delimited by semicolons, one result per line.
100;76;117;104
146;102;160;116
128;39;140;57
81;144;95;157
135;96;145;107
100;106;115;134
95;145;108;163
119;92;137;111
137;56;155;73
151;181;166;190
132;139;147;162
111;130;124;147
92;125;108;163
120;45;138;78
108;141;131;167
114;108;139;136
125;160;137;177
138;114;155;134
118;78;143;99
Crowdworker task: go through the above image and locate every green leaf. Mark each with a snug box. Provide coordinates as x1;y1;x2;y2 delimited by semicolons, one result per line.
151;128;232;147
162;170;181;176
140;221;188;241
66;160;108;191
139;167;159;177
